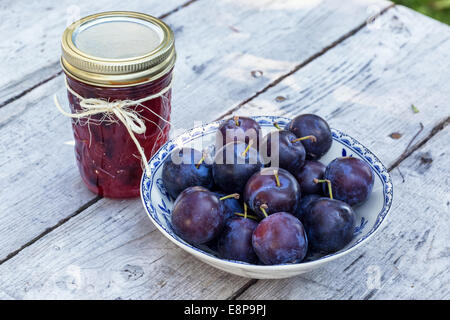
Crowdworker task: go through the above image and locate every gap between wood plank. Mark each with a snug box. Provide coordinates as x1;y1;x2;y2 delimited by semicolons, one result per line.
228;116;449;300
0;0;200;110
0;70;63;109
387;116;450;172
158;0;198;19
216;2;396;121
227;279;258;300
0;196;101;265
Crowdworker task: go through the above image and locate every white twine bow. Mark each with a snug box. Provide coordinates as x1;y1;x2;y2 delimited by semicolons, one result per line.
53;78;173;175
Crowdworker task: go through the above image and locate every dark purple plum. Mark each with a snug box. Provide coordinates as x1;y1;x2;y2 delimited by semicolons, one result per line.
302;197;356;253
244;167;300;219
213;141;263;194
324;157;374;206
162;147;213;199
260;129;308;175
216;116;262;149
252;212;308;265
293;160;326;195
217;217;258;263
171;186;225;245
294;194;321;221
214;192;243;220
286;114;332;160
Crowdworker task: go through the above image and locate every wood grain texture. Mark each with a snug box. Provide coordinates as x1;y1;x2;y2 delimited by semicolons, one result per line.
167;0;392;129
0;289;14;300
0;0;390;261
1;1;446;300
0;0;397;299
0;0;191;106
233;6;450;170
237;127;450;300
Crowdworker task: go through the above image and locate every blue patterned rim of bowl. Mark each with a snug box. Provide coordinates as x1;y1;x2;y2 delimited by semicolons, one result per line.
140;116;393;267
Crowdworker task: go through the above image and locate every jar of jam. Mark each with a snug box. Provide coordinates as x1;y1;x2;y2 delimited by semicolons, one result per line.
60;11;175;198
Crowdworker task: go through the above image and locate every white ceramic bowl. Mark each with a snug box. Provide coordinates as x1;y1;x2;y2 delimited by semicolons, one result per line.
140;116;393;279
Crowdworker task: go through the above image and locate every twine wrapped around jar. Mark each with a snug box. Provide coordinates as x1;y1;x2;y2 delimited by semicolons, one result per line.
53;78;173;175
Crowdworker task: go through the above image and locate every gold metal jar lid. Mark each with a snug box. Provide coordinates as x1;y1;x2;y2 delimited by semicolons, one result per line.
61;11;176;87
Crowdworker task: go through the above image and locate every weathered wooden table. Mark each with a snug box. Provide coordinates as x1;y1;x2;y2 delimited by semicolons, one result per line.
0;0;448;300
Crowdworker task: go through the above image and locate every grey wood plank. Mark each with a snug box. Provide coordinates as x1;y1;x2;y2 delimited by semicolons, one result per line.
0;0;191;107
168;0;392;130
233;5;450;170
0;289;14;300
237;126;450;300
0;0;391;262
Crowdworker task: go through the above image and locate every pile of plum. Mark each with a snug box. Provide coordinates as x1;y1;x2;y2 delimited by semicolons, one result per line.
162;114;375;265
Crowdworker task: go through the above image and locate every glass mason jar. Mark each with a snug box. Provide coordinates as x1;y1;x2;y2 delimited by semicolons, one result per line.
60;12;176;198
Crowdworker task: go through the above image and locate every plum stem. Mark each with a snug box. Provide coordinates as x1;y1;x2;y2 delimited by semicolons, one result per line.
291;135;317;143
260;204;269;218
234;212;259;220
273;122;282;130
241;140;254;157
233;115;240;126
195;154;205;169
314;178;333;199
219;193;240;201
244;203;248;219
273;169;281;187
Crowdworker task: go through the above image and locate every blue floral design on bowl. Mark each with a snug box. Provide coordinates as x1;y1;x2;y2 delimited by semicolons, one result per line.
140;116;393;279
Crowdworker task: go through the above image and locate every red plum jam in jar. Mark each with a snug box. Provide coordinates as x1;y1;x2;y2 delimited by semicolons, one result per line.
60;12;176;198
